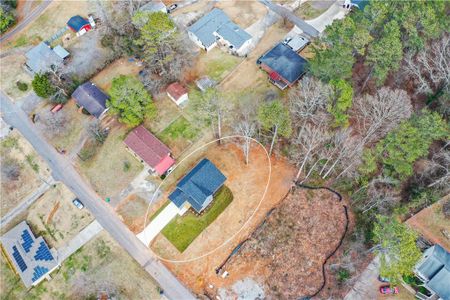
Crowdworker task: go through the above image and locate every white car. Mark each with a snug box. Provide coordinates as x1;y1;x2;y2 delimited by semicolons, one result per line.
72;198;84;209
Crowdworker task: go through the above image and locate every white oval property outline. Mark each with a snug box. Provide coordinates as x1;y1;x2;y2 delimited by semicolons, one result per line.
141;135;272;263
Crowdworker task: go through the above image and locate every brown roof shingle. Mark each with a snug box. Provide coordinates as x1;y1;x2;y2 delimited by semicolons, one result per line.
166;82;187;100
124;125;171;168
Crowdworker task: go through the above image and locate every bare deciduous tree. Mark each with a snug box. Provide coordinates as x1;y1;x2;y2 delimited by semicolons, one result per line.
420;143;450;193
233;96;258;164
87;120;109;144
360;176;401;214
353;87;412;144
36;110;68;137
403;34;450;94
1;158;21;182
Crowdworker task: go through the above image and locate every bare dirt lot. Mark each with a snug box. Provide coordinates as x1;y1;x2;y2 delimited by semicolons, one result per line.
25;183;94;249
150;141;296;294
216;187;348;299
116;193;149;233
1;231;163;300
407;195;450;251
1;130;50;217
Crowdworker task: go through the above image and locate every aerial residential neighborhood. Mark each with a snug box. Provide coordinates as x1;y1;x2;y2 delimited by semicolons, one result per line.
0;0;449;300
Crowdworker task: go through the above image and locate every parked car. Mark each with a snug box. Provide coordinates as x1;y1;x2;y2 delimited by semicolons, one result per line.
167;3;178;13
72;198;84;209
379;286;399;295
378;275;390;283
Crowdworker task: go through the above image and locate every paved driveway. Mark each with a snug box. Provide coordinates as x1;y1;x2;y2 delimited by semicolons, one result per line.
137;202;180;246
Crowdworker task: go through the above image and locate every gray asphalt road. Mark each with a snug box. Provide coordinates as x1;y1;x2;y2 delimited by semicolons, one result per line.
0;92;195;300
259;0;319;37
0;0;53;43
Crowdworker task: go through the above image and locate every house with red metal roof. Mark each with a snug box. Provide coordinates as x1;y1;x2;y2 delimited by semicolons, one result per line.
124;125;175;175
67;15;92;36
166;82;188;106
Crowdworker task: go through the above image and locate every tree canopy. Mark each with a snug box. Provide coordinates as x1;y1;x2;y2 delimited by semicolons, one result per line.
107;75;156;127
373;215;421;284
258;100;292;154
0;6;15;34
375;110;448;179
328;79;353;127
32;73;56;98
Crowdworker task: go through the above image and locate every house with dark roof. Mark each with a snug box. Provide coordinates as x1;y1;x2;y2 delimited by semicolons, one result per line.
72;82;109;119
67;15;92;36
257;42;308;90
166;82;188;106
124;125;175;175
0;221;59;288
169;158;226;214
24;42;69;74
414;244;450;300
188;8;252;55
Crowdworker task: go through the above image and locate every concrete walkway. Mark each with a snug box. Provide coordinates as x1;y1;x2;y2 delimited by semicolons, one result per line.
57;220;103;262
1;177;55;227
137;202;179;246
344;256;380;300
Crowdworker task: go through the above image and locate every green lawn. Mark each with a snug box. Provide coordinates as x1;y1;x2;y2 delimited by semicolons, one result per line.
161;186;233;252
156;116;199;156
197;48;242;82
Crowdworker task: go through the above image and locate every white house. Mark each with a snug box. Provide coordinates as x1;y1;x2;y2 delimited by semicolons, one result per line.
187;8;252;56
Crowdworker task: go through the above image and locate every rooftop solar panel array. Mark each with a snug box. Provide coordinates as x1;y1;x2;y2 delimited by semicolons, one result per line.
21;230;34;253
34;242;53;261
12;246;27;272
31;266;49;282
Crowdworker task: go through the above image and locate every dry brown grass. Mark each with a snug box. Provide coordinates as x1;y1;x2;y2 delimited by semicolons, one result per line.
0;54;32;99
0;131;50;218
214;0;268;28
90;58;144;92
25;183;94;248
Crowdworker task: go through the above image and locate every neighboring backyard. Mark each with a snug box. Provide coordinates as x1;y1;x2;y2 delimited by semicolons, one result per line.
294;1;333;20
0;231;163;299
161;185;234;252
192;48;242;83
0;131;50;218
156;116;199;157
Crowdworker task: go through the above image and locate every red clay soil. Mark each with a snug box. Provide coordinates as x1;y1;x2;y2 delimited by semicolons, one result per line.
152;142;296;294
213;187;348;299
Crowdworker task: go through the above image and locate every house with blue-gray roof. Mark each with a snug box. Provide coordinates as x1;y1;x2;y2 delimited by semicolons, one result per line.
169;158;226;214
188;8;252;55
0;221;59;288
414;244;450;300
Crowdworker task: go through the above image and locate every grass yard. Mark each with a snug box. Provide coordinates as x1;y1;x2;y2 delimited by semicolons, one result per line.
294;1;331;20
161;185;233;252
144;96;181;133
195;48;242;82
156;116;199;157
0;54;33;99
77;124;143;198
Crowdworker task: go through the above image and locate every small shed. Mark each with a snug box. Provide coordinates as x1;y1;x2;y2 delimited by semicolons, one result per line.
195;76;216;92
166;82;188;106
72;82;109;119
67;15;92;36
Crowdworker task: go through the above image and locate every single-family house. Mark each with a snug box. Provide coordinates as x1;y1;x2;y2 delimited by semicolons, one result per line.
166;82;188;106
188;8;252;55
72;82;109;119
257;42;308;90
414;244;450;300
124;125;175;175
140;0;167;13
24;42;69;74
0;221;59;288
169;158;226;215
67;15;92;36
